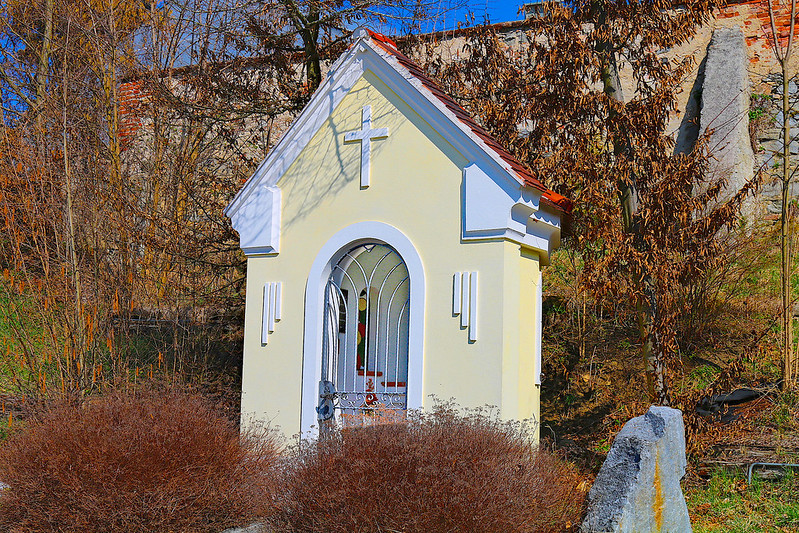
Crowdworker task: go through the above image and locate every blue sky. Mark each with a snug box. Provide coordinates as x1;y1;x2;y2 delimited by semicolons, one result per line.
416;1;527;33
465;1;528;23
450;1;527;26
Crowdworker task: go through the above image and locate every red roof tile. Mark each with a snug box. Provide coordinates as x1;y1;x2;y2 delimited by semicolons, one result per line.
365;30;572;214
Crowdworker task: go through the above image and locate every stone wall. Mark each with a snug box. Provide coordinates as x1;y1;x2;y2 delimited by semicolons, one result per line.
748;73;799;222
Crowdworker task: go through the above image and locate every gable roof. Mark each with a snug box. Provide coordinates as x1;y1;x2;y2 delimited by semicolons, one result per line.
364;30;571;213
225;27;571;219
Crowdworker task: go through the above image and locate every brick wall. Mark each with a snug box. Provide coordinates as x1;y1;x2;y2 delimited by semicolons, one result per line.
118;80;147;149
717;0;799;66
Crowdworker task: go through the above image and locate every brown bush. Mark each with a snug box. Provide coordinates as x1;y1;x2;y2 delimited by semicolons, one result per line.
273;405;586;533
0;388;278;533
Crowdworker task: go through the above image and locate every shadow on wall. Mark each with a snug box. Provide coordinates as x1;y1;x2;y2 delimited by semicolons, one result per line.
674;53;707;155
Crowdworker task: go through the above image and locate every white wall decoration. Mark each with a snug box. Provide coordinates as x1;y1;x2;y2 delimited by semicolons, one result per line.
453;271;478;342
462;163;561;263
534;271;543;385
229;186;281;256
261;282;282;344
343;105;390;188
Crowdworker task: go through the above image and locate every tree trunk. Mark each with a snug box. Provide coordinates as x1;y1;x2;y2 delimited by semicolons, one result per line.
767;0;797;391
35;0;54;152
61;23;84;389
301;9;321;91
598;30;669;404
279;0;322;91
781;63;795;390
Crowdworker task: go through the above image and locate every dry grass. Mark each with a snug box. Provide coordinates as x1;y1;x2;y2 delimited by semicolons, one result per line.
272;404;586;533
0;387;279;533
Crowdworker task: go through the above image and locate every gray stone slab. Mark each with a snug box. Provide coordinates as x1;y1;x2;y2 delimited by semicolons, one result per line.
772;78;799;95
581;406;691;533
760;177;799;201
699;26;756;216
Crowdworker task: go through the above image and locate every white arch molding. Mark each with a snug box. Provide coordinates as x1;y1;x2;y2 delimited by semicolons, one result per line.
300;221;426;435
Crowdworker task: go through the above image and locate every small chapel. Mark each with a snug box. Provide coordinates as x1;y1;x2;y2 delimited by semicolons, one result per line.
225;28;572;438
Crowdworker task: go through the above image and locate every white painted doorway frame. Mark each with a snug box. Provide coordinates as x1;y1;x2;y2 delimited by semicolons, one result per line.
300;221;425;436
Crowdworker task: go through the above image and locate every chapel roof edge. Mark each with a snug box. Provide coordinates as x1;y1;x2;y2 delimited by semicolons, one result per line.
360;29;571;214
225;26;573;219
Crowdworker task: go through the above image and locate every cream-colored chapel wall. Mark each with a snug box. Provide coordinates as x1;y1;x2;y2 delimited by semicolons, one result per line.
241;71;541;437
516;247;541;423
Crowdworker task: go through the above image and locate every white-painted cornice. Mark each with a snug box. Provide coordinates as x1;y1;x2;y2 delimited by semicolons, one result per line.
225;29;562;261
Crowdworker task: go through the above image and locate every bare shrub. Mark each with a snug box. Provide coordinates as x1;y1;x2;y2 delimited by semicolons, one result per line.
273;405;585;533
0;387;278;533
676;228;777;352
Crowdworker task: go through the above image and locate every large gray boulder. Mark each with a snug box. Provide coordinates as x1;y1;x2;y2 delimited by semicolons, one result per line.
699;26;756;217
581;406;691;533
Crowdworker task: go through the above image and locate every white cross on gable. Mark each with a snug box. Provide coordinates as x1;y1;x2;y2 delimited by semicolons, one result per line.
344;105;389;188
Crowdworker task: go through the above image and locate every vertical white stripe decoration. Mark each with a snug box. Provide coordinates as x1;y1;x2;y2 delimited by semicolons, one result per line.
453;272;462;314
262;284;272;344
534;271;543;385
469;271;478;342
267;283;276;333
460;272;470;328
453;271;478;342
261;282;283;345
273;281;282;321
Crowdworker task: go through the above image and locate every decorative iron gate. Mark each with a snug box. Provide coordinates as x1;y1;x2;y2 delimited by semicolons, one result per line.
318;243;410;425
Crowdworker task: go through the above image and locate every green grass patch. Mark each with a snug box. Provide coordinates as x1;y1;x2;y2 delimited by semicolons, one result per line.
0;414;12;441
688;469;799;532
689;365;722;391
0;283;57;391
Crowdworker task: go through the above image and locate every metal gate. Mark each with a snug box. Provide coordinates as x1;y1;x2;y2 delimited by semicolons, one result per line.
318;243;410;425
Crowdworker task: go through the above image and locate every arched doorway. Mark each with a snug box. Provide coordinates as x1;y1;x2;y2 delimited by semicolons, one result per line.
300;222;425;436
318;243;410;425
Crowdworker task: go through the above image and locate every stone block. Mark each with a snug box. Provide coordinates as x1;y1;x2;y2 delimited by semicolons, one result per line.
699;26;756;216
767;200;782;214
581;406;691;533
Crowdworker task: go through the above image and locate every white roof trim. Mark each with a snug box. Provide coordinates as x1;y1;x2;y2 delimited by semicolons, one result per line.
225;30;535;219
363;39;527;190
225;43;364;218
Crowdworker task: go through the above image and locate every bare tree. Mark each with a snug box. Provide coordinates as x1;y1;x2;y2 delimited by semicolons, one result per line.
767;0;798;389
421;0;755;404
0;0;468;395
